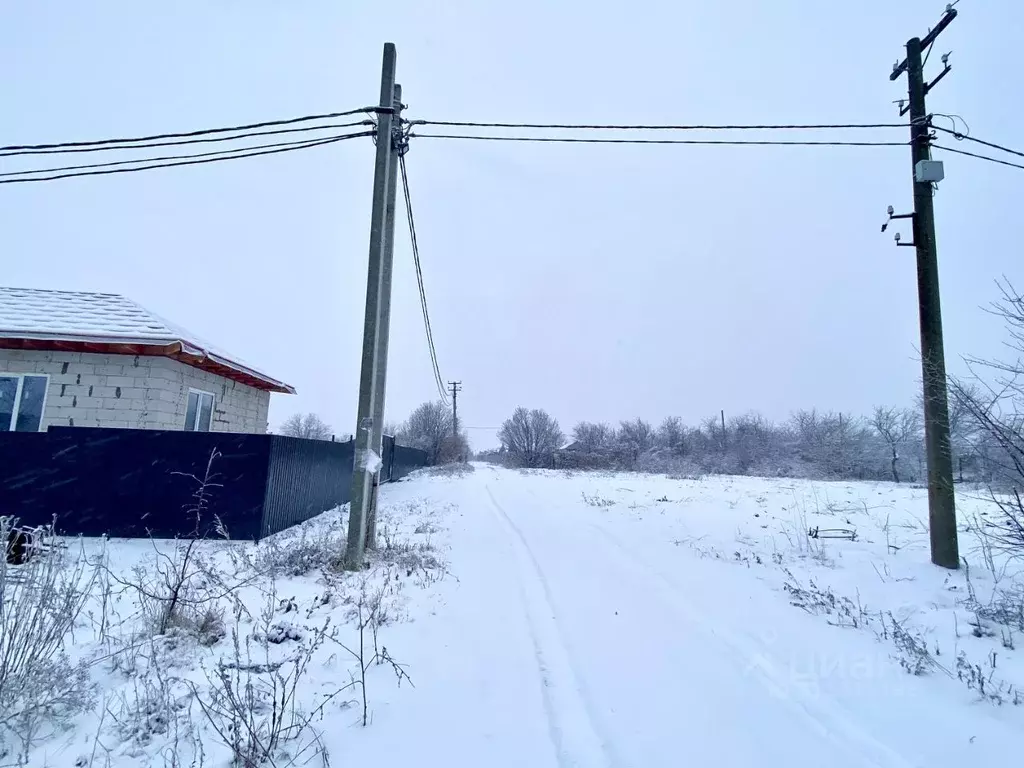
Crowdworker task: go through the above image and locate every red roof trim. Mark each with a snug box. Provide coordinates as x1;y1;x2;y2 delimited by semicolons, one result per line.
0;338;295;393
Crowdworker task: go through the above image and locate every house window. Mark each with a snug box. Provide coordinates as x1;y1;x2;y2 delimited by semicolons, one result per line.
0;374;49;432
184;389;215;432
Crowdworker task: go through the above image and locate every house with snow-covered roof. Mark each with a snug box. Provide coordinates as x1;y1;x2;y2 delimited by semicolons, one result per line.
0;287;294;434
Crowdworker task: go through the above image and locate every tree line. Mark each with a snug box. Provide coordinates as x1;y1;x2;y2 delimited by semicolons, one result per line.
478;281;1023;503
484;402;968;484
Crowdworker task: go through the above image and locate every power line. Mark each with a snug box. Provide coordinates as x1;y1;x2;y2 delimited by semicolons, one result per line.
0;132;375;179
409;119;908;131
407;133;908;147
0;106;379;154
930;124;1024;160
0;131;374;184
399;151;449;405
0;120;374;158
932;143;1024;171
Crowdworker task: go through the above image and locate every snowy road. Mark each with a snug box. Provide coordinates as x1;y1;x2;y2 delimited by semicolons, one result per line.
362;466;1019;768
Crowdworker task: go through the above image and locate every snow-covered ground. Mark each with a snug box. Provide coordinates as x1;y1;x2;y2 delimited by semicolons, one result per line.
4;464;1022;767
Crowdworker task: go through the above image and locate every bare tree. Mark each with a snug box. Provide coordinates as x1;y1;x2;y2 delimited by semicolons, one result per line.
617;418;655;464
918;382;982;482
948;279;1024;555
700;414;728;455
729;412;778;471
438;431;471;464
278;413;333;440
789;409;869;478
499;407;564;467
657;416;685;453
397;401;453;465
869;406;921;483
571;422;613;452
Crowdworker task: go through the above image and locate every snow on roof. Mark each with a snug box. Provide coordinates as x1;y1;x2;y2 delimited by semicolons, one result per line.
0;287;294;393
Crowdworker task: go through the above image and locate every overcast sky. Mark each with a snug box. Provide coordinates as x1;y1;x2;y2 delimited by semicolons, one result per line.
2;0;1021;449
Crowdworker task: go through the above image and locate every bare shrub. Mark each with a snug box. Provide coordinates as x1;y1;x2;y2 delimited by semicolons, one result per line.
879;613;937;676
192;601;347;768
373;529;446;582
782;571;866;628
778;503;834;567
0;519;98;758
107;642;197;759
104;451;252;641
426;463;475;478
328;575;413;727
581;492;616;508
254;526;346;578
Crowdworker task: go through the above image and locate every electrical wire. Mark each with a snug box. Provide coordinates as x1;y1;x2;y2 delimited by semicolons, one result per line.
0;132;375;178
0;106;379;154
409;120;908;131
408;133;908;147
931;124;1024;160
931;143;1024;171
0;131;374;184
929;113;970;138
0;120;374;158
399;151;449;405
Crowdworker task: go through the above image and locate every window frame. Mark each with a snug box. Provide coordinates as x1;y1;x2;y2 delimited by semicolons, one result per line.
0;373;50;432
184;387;216;432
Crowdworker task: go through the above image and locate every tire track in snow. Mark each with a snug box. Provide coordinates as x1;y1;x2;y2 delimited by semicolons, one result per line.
582;520;919;768
484;484;618;768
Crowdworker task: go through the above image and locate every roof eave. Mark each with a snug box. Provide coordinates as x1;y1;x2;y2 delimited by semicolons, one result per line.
0;333;296;394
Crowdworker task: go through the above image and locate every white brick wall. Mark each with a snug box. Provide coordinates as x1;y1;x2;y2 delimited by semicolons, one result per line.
0;349;272;433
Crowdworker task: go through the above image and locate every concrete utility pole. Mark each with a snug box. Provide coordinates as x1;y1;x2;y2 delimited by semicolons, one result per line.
888;7;959;569
449;381;462;436
449;381;462;461
365;82;404;552
345;43;399;571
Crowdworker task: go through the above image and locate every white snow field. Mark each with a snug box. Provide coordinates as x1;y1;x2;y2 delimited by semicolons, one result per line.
5;464;1023;767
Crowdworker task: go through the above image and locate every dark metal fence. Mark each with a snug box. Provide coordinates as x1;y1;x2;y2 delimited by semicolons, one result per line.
0;427;426;541
261;436;354;540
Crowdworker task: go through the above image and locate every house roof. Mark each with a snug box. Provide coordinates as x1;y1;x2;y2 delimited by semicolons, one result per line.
0;287;295;394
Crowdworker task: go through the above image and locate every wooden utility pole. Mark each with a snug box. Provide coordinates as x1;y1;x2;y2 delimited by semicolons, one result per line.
365;82;404;552
345;43;399;570
889;7;959;569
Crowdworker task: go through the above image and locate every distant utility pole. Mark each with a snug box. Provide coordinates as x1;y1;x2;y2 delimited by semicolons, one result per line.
886;5;959;569
449;381;462;436
364;82;405;552
720;409;726;453
345;43;399;571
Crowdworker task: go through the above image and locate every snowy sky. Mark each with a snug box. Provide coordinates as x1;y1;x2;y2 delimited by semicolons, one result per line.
2;0;1021;450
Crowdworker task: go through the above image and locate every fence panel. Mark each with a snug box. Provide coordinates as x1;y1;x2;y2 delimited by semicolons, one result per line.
1;429;428;541
2;428;270;539
392;444;428;480
261;436;354;538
